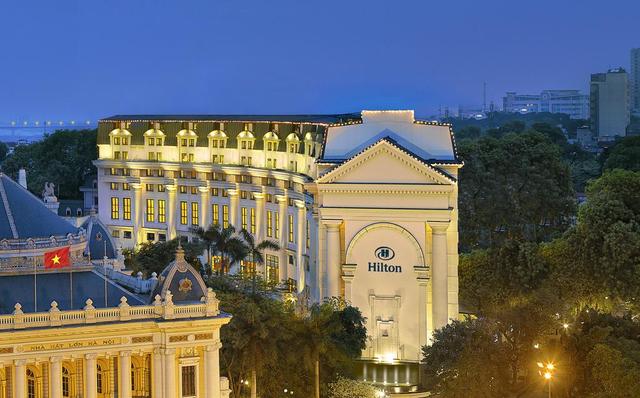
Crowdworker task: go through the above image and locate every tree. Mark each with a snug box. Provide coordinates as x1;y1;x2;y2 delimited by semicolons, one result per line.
1;129;97;199
209;224;248;274
602;136;640;172
238;228;280;287
126;238;203;276
190;225;218;274
458;132;575;250
0;142;8;163
327;377;380;398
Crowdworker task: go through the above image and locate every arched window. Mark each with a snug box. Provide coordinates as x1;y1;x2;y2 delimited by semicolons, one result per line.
96;364;103;394
76;208;83;216
26;369;36;398
65;208;71;216
62;367;70;397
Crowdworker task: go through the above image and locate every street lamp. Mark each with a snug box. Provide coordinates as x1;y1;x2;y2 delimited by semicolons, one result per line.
537;362;555;398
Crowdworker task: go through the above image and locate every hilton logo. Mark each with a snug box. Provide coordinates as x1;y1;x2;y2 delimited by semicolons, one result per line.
369;246;401;273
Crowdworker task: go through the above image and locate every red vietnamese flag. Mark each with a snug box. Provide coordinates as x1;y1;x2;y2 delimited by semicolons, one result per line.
44;247;71;269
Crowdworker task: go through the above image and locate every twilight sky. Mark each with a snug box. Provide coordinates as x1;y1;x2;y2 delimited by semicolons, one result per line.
0;0;638;123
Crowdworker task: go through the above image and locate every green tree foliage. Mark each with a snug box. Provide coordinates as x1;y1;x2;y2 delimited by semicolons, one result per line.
0;142;8;163
602;136;640;172
327;377;380;398
1;129;97;199
125;238;204;276
458;132;575;249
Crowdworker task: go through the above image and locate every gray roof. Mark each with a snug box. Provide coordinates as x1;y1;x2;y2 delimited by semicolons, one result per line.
101;114;361;124
0;174;78;239
81;215;117;260
150;247;207;304
0;270;145;314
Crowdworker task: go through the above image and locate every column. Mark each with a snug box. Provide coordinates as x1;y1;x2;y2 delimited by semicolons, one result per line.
254;193;265;242
131;183;143;245
430;222;449;331
314;210;324;302
323;220;342;299
199;186;210;229
14;359;25;398
119;352;132;398
415;267;429;349
153;348;164;398
276;195;288;282
204;343;222;398
84;354;97;398
228;189;239;229
50;356;62;398
166;185;177;240
295;200;306;292
163;349;176;398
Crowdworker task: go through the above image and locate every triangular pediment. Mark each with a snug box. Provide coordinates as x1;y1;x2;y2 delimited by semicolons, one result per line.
317;138;455;185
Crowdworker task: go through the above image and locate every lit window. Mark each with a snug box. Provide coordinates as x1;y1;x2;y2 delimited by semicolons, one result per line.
266;254;279;284
110;182;118;190
191;202;199;226
288;214;294;243
146;199;155;222
267;211;273;237
275;212;280;239
180;201;188;225
146;184;154;192
158;184;166;192
123;183;130;191
306;219;310;249
158;200;166;223
111;197;119;219
250;208;256;234
212;204;219;225
241;207;248;230
222;205;229;228
123;198;131;220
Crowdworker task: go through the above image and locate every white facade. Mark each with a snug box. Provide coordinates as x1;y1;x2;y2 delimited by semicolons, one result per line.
590;68;631;139
95;111;461;394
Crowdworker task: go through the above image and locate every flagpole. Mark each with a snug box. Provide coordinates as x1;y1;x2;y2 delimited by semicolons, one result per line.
34;255;37;312
69;248;73;309
104;240;108;308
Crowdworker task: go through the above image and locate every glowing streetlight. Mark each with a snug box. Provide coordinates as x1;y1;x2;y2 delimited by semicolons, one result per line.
537;362;555;398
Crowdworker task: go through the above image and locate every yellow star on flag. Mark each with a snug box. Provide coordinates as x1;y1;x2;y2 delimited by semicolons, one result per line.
51;254;61;265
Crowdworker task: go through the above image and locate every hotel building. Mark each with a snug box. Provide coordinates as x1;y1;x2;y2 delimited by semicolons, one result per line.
95;110;461;395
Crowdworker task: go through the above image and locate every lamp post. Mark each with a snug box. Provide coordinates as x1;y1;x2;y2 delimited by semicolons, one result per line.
537;362;555;398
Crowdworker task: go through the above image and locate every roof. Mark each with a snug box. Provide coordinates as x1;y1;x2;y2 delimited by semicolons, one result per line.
101;114;361;125
150;246;207;304
0;174;78;239
0;270;145;314
58;199;84;216
81;215;117;260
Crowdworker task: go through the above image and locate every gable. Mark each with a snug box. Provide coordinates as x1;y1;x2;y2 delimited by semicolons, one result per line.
317;141;454;185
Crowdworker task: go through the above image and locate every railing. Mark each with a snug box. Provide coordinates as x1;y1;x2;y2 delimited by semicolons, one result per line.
0;288;221;331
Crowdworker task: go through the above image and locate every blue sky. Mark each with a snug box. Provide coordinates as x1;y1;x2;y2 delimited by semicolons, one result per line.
0;0;638;122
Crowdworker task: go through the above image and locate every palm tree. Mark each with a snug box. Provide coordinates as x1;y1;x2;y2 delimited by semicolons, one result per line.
190;225;217;274
238;228;280;398
210;224;248;274
238;228;280;284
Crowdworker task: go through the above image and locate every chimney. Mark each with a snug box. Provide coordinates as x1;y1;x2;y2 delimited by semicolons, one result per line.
18;169;27;189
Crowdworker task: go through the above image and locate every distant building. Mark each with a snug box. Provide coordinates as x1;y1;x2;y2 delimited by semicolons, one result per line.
631;48;640;113
590;68;630;139
503;90;589;119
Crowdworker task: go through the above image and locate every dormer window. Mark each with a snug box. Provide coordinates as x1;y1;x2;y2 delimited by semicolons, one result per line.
304;132;314;155
286;133;300;154
177;123;198;163
109;122;132;160
144;122;165;161
238;123;256;151
208;123;228;151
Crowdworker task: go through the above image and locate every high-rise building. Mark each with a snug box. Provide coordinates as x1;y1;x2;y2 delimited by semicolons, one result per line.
631;48;640;113
590;68;630;139
503;90;590;119
95;110;462;395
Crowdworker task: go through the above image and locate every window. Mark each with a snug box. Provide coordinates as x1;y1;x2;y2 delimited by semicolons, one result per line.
110;182;119;190
212;204;219;225
222;205;229;228
111;197;119;219
159;233;167;242
180;186;187;194
123;198;131;220
180;201;188;225
191;202;199;226
147;138;155;146
146;199;155;222
122;151;129;160
181;365;196;397
148;152;156;161
241;207;248;230
146;184;154;192
266;254;279;283
267;211;273;237
158;184;166;192
27;369;35;398
222;189;228;197
146;232;155;241
288;214;294;243
114;137;120;145
112;230;120;238
123;183;130;191
123;231;132;239
114;151;121;160
97;365;103;394
211;188;219;196
275;212;280;239
62;367;70;397
156;152;162;161
191;186;198;195
65;208;71;216
240;191;247;200
158;200;166;223
250;208;256;234
306;219;310;249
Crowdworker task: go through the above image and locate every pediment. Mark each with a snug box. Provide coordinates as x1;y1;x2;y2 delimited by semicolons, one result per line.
317;139;455;185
